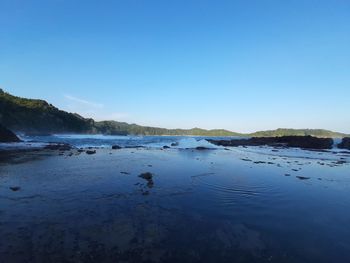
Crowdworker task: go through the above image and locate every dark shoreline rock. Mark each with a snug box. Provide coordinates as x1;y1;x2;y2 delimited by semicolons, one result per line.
0;124;21;142
207;136;333;150
86;150;96;155
112;145;122;150
196;146;212;150
139;172;154;188
44;143;72;151
338;137;350;150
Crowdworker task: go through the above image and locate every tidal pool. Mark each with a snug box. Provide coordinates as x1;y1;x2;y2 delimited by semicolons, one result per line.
0;146;349;262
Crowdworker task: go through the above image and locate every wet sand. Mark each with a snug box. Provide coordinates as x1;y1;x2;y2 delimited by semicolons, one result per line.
0;147;350;262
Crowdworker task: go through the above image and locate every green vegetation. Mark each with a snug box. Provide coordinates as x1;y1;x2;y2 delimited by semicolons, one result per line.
0;89;93;134
250;128;347;138
0;89;348;137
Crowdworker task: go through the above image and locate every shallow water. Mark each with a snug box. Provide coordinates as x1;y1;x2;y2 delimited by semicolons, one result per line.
0;141;350;262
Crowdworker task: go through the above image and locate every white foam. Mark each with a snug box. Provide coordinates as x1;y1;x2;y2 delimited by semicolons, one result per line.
170;138;221;149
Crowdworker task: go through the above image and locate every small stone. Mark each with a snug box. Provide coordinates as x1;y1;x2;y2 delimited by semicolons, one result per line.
296;176;310;180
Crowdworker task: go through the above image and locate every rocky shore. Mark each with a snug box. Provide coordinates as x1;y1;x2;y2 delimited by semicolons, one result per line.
338;137;350;150
207;135;334;149
0;124;21;142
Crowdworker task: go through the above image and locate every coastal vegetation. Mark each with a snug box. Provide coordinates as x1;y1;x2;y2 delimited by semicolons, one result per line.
0;89;348;138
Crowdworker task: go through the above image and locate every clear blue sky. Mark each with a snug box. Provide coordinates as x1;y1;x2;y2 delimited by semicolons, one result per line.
1;0;349;133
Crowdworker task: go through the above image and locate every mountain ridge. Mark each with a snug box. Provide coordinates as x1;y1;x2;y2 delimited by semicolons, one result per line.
0;89;348;138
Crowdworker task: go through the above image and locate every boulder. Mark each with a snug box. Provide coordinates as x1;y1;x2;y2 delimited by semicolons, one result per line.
86;150;96;155
338;137;350;150
0;124;21;142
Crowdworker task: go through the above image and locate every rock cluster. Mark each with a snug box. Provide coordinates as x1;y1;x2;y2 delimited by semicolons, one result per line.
208;136;333;150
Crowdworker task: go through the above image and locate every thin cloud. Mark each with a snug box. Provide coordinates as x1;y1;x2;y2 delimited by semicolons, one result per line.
94;112;129;121
63;94;129;122
64;94;104;108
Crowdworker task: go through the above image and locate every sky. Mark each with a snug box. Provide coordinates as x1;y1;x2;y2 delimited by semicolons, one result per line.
0;0;349;133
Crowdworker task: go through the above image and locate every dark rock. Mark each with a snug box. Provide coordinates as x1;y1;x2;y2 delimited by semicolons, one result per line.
139;172;153;180
196;146;211;150
335;160;346;165
10;186;21;191
0;124;21;142
171;142;179;147
120;171;130;175
207;136;333;150
112;145;122;150
296;176;310;180
139;172;154;188
86;150;96;155
284;174;291;176
163;145;170;149
338;137;350;150
44;143;72;151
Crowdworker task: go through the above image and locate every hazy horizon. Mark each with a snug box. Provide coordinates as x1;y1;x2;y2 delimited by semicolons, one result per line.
1;1;349;133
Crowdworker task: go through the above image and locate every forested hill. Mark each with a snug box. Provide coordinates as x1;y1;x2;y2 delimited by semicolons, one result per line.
250;128;347;138
0;89;348;137
0;89;95;134
0;89;239;136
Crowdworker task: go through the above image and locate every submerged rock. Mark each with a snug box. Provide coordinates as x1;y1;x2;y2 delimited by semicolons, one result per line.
195;146;211;150
207;136;333;150
86;150;96;155
0;124;21;142
296;176;310;180
44;143;72;151
139;172;153;180
9;186;21;191
338;137;350;150
112;145;122;150
139;172;154;188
